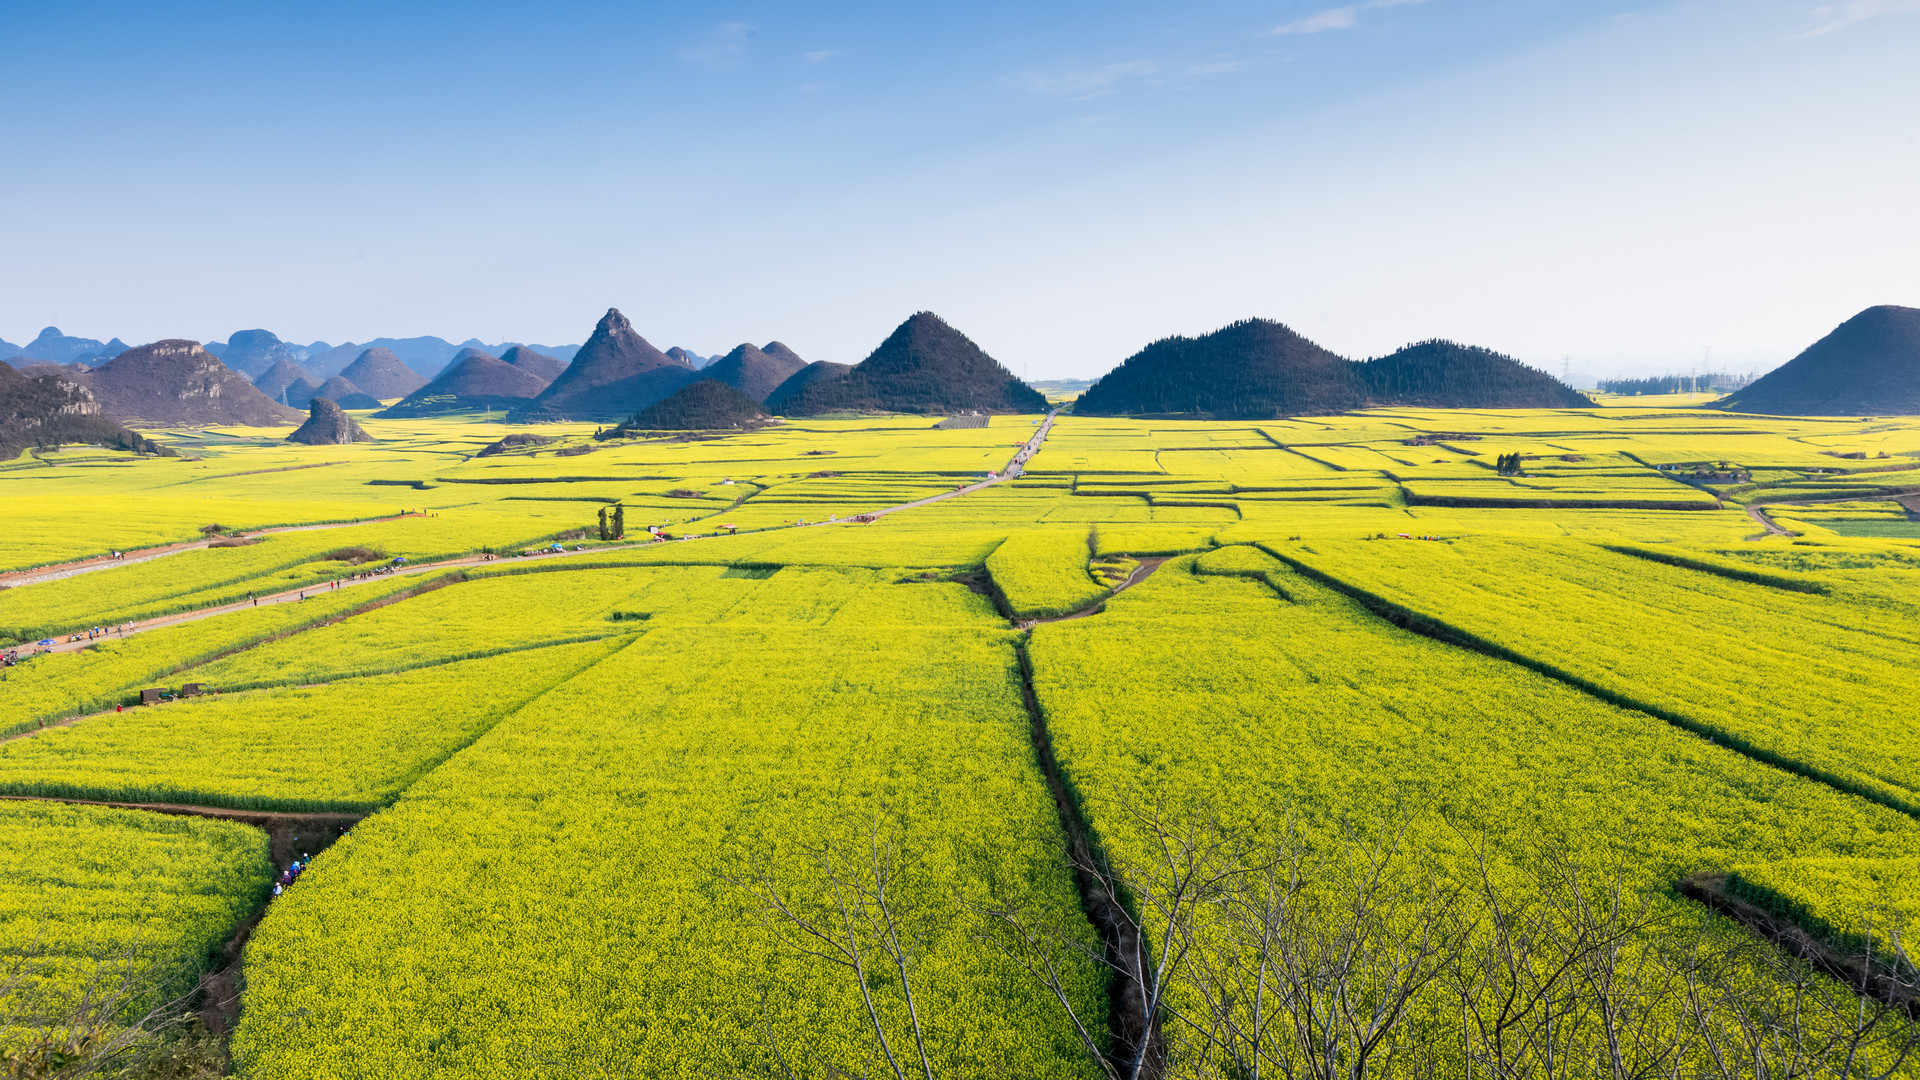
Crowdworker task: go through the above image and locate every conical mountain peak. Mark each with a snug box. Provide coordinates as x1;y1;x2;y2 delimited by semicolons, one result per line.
512;307;696;420
1712;305;1920;415
778;311;1045;416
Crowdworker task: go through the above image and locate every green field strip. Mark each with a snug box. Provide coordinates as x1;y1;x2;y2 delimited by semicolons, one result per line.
0;639;625;813
1265;539;1920;819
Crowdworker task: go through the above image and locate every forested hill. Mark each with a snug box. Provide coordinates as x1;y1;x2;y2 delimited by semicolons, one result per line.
0;360;169;460
780;312;1046;416
764;361;852;412
1072;319;1363;419
610;379;771;432
1711;305;1920;415
1075;320;1592;418
1357;341;1594;408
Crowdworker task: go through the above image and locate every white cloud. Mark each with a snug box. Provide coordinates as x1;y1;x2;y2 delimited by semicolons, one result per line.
1797;0;1920;36
1006;56;1252;99
679;22;752;69
1270;0;1428;37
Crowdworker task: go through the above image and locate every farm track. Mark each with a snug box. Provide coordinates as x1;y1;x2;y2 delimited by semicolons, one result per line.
0;512;427;587
1022;557;1169;627
1746;505;1791;537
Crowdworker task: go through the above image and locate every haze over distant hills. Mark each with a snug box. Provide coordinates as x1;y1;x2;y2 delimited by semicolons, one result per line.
0;328;129;365
1711;305;1920;416
777;313;1046;416
1074;318;1591;418
253;358;323;403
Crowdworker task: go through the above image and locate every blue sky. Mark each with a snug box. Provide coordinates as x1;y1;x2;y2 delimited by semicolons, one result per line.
2;0;1917;378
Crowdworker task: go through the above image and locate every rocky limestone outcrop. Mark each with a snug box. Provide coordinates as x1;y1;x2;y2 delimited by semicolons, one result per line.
285;397;372;444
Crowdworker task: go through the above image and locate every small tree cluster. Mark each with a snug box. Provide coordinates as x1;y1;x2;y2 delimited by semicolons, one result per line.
1495;452;1525;476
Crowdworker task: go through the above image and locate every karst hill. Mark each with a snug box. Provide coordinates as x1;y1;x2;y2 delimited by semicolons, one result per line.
1711;305;1920;415
497;346;567;386
764;361;852;412
339;347;429;399
253;358;323;404
610;379;772;433
0;360;169;460
702;342;808;403
1357;341;1595;408
64;340;303;426
776;312;1046;416
1073;319;1362;419
1074;319;1591;418
378;348;554;417
513;309;697;421
286;397;373;444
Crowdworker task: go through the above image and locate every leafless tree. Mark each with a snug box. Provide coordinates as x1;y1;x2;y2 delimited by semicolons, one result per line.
723;796;1920;1080
721;809;938;1080
0;938;223;1080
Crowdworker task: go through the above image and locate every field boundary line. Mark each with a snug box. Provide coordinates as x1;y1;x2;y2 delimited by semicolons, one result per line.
1678;871;1919;1015
1260;543;1920;821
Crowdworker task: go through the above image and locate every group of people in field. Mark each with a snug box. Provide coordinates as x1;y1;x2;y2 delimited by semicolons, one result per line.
270;855;312;899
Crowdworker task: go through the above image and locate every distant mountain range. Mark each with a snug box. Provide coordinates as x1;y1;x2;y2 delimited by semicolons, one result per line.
1;327;586;380
1074;319;1592;418
0;328;131;366
1711;305;1920;416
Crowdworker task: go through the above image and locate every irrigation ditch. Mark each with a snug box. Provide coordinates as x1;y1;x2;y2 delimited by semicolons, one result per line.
1012;640;1162;1077
1679;871;1920;1016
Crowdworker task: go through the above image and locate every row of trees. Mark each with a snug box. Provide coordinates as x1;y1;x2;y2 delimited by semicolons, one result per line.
1598;374;1754;396
1495;453;1527;477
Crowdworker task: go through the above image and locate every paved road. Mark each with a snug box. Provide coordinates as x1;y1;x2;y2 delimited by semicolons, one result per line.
860;410;1058;521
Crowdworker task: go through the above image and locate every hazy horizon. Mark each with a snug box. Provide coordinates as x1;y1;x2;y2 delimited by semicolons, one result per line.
3;0;1916;380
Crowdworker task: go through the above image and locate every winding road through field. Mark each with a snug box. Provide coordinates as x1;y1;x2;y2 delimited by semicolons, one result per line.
17;412;1063;654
